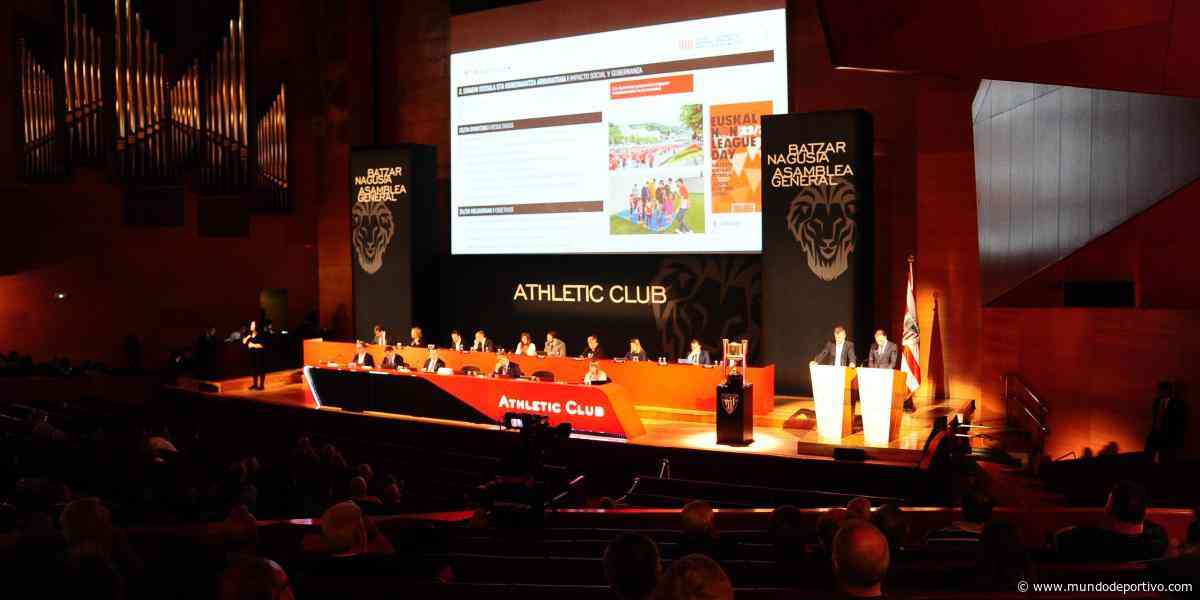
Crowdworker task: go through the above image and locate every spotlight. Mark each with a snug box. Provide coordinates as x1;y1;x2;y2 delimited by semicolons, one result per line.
53;292;69;300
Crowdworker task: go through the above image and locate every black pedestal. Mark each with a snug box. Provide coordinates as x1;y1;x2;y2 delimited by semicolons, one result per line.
716;380;754;445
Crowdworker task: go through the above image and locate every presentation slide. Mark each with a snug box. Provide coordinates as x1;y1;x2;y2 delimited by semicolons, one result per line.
450;8;788;254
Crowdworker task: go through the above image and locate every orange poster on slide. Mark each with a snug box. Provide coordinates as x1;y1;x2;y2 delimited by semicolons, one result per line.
710;101;770;213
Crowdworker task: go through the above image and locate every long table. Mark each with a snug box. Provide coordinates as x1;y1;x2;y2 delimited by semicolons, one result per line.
303;339;775;415
303;365;646;438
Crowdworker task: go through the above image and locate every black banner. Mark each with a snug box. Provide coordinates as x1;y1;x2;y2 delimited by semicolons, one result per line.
761;110;874;394
423;254;761;363
350;145;435;343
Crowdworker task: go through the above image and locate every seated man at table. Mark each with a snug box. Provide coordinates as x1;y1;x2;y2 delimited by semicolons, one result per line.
350;341;375;368
624;338;648;362
544;330;567;357
583;360;610;385
408;326;424;348
583;335;606;360
685;338;712;365
471;330;494;352
379;346;405;370
420;348;445;373
448;329;466;351
492;351;523;379
866;329;899;369
372;325;388;346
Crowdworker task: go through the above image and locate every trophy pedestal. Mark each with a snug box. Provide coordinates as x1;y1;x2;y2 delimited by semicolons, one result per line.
716;379;754;446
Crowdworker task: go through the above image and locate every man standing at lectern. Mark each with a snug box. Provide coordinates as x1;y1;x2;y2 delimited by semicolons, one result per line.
811;326;857;368
867;329;899;369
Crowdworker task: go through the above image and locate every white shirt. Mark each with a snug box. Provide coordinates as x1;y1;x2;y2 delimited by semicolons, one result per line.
424;358;439;372
834;342;844;367
355;352;368;364
515;342;537;356
687;349;702;364
584;370;609;385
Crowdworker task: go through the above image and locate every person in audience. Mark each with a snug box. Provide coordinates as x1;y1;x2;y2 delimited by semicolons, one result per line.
677;500;725;560
866;329;899;369
584;335;607;359
1054;480;1168;561
372;324;387;346
349;340;374;368
60;497;143;580
684;339;711;365
356;463;374;485
651;553;733;600
222;504;259;558
381;479;404;513
870;504;910;552
421;347;445;373
604;533;661;600
471;330;494;352
625;338;648;362
348;476;384;514
449;329;466;351
242;320;267;390
811;325;857;368
584;360;611;385
767;505;807;566
408;326;424;347
817;508;850;556
832;519;890;599
976;520;1034;590
1145;380;1187;464
491;351;523;378
926;488;993;543
847;496;871;520
313;501;395;556
219;556;294;600
544;330;567;357
514;332;537;356
379;345;405;370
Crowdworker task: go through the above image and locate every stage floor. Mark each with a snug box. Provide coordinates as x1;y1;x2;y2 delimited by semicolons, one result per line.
179;378;964;467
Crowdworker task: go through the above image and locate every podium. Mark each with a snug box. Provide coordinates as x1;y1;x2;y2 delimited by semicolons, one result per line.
716;379;754;445
810;365;854;442
855;367;907;447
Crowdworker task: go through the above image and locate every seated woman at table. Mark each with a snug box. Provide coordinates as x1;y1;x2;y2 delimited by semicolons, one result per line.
684;339;712;365
624;338;648;362
379;346;406;370
513;332;537;356
492;351;523;378
420;348;445;373
583;360;610;385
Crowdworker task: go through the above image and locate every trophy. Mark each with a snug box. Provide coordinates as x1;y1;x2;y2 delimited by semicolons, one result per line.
716;338;753;445
721;338;748;383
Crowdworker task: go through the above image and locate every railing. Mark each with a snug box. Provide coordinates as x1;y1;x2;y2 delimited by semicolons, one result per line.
1002;373;1049;462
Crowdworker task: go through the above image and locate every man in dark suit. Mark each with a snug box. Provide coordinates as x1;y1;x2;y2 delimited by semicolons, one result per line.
379;346;405;370
866;329;899;369
584;335;607;360
492;352;523;378
544;331;567;357
420;348;445;373
372;325;388;346
350;341;375;368
470;330;494;352
685;339;712;365
624;338;648;361
448;330;466;351
811;326;856;368
1146;381;1187;463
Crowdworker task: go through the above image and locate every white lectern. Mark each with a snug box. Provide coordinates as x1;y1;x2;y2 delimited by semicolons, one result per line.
810;364;854;442
856;367;907;447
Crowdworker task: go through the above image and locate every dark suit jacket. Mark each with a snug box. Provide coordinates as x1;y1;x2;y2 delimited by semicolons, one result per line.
624;350;648;361
1150;394;1188;443
471;339;494;352
584;346;607;360
351;352;375;367
379;354;405;369
686;350;712;365
420;358;446;372
493;362;523;378
813;341;856;367
867;341;899;369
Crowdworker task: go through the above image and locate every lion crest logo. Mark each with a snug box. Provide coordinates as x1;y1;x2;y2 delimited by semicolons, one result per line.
786;179;857;281
351;201;395;275
721;393;739;415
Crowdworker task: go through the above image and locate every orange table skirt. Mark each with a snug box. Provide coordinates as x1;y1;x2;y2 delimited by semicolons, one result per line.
303;339;775;415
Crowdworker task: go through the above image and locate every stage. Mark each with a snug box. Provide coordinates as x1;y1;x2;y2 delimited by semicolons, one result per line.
174;367;966;468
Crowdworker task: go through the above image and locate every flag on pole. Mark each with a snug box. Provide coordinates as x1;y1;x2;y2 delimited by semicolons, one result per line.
901;257;922;393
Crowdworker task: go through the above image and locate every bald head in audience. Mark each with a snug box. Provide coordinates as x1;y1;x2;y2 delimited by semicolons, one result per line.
652;553;732;600
680;500;715;537
320;501;368;555
832;520;890;598
604;532;661;600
